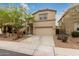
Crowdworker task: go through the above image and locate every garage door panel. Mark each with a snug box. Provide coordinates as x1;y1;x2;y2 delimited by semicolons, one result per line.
35;28;53;35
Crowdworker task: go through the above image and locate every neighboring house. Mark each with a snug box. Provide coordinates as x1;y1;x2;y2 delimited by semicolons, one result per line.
58;5;79;35
33;9;56;36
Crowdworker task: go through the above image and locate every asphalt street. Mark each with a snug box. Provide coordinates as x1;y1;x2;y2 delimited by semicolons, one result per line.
0;49;31;56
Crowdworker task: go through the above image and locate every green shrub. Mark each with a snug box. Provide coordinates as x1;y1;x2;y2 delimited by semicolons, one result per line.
71;31;79;37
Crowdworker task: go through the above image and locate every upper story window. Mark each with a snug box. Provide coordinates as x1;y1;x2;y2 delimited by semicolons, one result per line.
39;13;48;20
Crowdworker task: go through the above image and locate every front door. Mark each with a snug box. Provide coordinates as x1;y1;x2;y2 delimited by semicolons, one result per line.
27;23;33;35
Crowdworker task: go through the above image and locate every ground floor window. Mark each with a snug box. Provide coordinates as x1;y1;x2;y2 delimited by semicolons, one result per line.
74;22;79;32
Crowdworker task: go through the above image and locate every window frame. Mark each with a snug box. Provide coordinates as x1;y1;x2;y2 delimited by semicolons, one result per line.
39;13;48;20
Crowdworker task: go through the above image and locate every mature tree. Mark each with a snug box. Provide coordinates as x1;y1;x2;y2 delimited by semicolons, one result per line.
0;4;34;35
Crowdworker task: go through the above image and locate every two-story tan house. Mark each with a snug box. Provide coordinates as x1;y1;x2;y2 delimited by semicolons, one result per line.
58;5;79;35
33;9;56;36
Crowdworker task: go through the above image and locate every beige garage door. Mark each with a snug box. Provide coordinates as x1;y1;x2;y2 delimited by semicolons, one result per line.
35;28;53;35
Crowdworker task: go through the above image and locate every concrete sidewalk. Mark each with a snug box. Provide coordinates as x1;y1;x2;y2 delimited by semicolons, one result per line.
55;47;79;56
0;36;55;56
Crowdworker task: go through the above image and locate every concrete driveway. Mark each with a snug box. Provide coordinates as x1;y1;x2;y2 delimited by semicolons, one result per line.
0;36;55;56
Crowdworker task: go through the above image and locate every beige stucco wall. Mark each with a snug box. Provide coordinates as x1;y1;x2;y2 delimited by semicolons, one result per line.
34;11;56;21
33;9;56;36
33;21;55;27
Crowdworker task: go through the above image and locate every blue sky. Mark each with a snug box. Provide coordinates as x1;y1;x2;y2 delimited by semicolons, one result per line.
0;3;72;25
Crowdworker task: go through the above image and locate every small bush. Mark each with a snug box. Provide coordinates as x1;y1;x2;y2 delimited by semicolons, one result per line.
71;31;79;37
